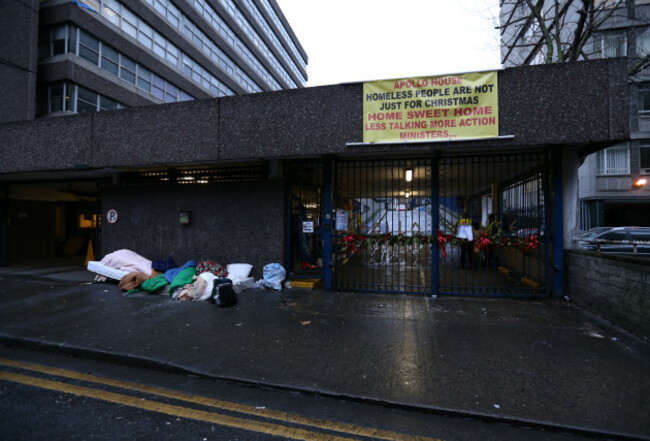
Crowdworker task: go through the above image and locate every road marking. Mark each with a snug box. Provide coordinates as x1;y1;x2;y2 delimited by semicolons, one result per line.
0;358;440;441
0;370;353;441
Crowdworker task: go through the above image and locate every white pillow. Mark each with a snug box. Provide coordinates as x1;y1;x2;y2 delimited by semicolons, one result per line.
227;263;253;283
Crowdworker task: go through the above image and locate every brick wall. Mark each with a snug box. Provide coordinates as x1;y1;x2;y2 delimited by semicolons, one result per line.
566;250;650;340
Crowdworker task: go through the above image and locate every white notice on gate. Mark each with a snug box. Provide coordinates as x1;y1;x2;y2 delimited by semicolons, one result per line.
335;209;348;231
302;221;314;233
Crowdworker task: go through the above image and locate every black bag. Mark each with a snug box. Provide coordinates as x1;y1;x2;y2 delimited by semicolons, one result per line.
211;278;237;307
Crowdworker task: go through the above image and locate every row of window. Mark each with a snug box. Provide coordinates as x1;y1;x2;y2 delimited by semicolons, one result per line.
259;0;307;73
183;0;288;90
238;0;302;86
597;145;650;175
76;0;237;96
590;28;650;59
215;0;303;87
597;0;650;8
37;81;126;115
39;25;194;103
142;0;271;91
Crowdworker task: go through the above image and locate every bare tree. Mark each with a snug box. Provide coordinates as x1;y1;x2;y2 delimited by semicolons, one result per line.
498;0;646;70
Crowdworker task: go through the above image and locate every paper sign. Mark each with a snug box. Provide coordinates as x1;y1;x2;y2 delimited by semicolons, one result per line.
335;209;348;231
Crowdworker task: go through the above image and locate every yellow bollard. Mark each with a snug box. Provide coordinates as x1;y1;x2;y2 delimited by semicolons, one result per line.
84;240;94;265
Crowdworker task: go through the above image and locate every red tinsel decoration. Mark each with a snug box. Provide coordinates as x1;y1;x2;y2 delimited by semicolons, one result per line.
523;234;539;252
436;229;448;257
343;234;356;252
474;232;491;253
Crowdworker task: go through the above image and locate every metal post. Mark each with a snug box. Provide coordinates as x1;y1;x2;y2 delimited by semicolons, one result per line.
322;158;333;290
431;156;439;296
551;149;564;298
542;150;552;297
285;179;292;277
0;184;7;266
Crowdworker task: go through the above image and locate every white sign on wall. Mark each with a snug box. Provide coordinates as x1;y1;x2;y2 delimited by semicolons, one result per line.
106;209;119;224
302;221;314;233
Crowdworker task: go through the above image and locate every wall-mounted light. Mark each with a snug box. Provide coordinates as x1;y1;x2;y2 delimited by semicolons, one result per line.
405;190;410;198
405;168;413;182
633;177;647;189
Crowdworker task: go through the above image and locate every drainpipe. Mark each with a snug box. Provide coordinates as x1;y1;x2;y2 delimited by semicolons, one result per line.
0;184;7;265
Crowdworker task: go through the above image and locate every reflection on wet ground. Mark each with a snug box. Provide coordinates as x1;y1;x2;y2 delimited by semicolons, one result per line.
335;244;547;296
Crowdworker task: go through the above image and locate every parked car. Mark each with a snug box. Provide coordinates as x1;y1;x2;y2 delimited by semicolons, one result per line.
578;226;650;255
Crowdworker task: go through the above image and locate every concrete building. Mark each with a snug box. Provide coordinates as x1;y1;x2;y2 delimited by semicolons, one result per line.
0;59;629;299
499;0;650;229
1;0;307;124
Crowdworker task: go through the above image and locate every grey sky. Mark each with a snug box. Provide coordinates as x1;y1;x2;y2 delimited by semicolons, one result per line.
275;0;502;86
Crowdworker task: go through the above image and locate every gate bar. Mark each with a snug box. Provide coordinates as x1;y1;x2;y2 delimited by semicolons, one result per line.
551;149;564;298
322;158;333;290
431;156;440;296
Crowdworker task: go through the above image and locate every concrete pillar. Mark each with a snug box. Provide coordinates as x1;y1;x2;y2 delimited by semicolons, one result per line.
562;148;580;248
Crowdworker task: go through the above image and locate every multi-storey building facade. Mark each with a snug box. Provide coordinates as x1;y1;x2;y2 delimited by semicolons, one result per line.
1;0;307;124
500;0;650;229
0;0;307;263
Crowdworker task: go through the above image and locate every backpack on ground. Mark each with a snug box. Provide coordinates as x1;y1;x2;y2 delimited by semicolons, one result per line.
211;278;237;307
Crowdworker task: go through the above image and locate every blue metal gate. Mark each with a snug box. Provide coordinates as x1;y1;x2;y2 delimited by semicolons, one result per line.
437;153;549;297
288;153;550;297
333;158;434;294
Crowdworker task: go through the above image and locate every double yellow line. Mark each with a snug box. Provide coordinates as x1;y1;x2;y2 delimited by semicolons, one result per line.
0;358;441;441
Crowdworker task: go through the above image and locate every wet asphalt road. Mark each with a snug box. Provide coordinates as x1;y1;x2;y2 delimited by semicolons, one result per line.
0;264;649;440
0;346;622;441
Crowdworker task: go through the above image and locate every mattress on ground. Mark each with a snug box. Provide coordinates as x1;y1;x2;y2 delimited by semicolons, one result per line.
87;261;128;281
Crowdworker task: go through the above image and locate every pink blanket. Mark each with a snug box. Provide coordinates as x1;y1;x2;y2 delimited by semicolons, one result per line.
100;249;153;276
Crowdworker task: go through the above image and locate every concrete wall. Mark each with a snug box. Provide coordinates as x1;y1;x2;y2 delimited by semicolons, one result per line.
0;0;39;124
566;250;650;340
101;181;285;279
0;59;630;175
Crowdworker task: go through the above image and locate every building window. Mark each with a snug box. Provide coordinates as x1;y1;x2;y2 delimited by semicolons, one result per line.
595;0;620;7
50;82;68;113
637;28;650;58
641;145;650;173
137;66;152;93
102;0;121;27
137;22;154;48
592;32;627;58
76;85;100;113
100;44;119;76
100;95;120;111
79;31;100;64
639;84;650;117
119;56;137;84
597;146;630;175
53;26;68;54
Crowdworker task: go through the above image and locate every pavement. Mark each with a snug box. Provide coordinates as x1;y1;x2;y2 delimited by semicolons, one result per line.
0;262;649;440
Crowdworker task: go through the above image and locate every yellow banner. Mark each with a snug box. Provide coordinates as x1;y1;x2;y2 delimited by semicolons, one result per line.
363;71;498;143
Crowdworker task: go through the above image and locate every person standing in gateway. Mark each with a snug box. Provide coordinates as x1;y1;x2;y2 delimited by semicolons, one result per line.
457;212;474;268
